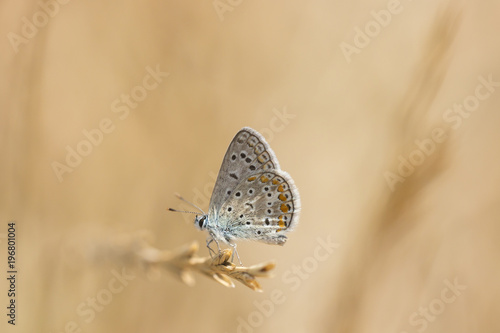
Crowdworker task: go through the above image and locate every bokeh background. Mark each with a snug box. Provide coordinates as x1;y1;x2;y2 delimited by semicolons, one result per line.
2;0;500;332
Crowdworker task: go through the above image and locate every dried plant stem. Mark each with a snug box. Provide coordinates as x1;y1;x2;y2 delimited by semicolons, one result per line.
87;232;275;292
138;241;275;292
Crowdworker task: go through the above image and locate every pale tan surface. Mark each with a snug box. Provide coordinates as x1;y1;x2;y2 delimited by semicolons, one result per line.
2;1;500;332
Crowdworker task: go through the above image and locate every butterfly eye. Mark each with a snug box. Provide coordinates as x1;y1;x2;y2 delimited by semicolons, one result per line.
198;216;206;229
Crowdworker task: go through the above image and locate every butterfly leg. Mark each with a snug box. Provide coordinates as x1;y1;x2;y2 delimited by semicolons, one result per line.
229;243;242;266
206;237;216;258
206;232;222;258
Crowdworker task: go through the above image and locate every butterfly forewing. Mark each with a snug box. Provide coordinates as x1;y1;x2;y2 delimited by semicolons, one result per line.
208;127;281;216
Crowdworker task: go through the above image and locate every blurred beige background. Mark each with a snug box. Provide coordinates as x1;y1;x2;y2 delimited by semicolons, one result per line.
2;0;500;332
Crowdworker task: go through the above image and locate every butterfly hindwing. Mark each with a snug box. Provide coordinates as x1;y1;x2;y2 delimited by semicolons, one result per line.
217;170;301;245
208;127;281;216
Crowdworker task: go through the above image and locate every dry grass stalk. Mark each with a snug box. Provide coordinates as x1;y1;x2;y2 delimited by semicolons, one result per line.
86;231;276;292
328;6;462;332
137;241;276;292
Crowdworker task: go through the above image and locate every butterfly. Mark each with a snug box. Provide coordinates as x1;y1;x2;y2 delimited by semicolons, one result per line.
170;127;300;265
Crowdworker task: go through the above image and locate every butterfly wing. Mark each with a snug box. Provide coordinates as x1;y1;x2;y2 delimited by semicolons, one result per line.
217;170;301;245
208;127;281;218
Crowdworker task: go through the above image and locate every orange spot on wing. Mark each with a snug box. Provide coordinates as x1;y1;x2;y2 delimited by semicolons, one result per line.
277;185;285;192
279;194;287;201
276;216;285;231
248;176;256;181
260;175;269;183
280;203;289;213
272;179;280;185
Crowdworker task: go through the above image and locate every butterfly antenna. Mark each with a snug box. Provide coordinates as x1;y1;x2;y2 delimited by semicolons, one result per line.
168;208;200;214
171;193;206;214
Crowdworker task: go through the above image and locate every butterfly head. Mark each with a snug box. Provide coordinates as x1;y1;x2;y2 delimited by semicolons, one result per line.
194;215;208;230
